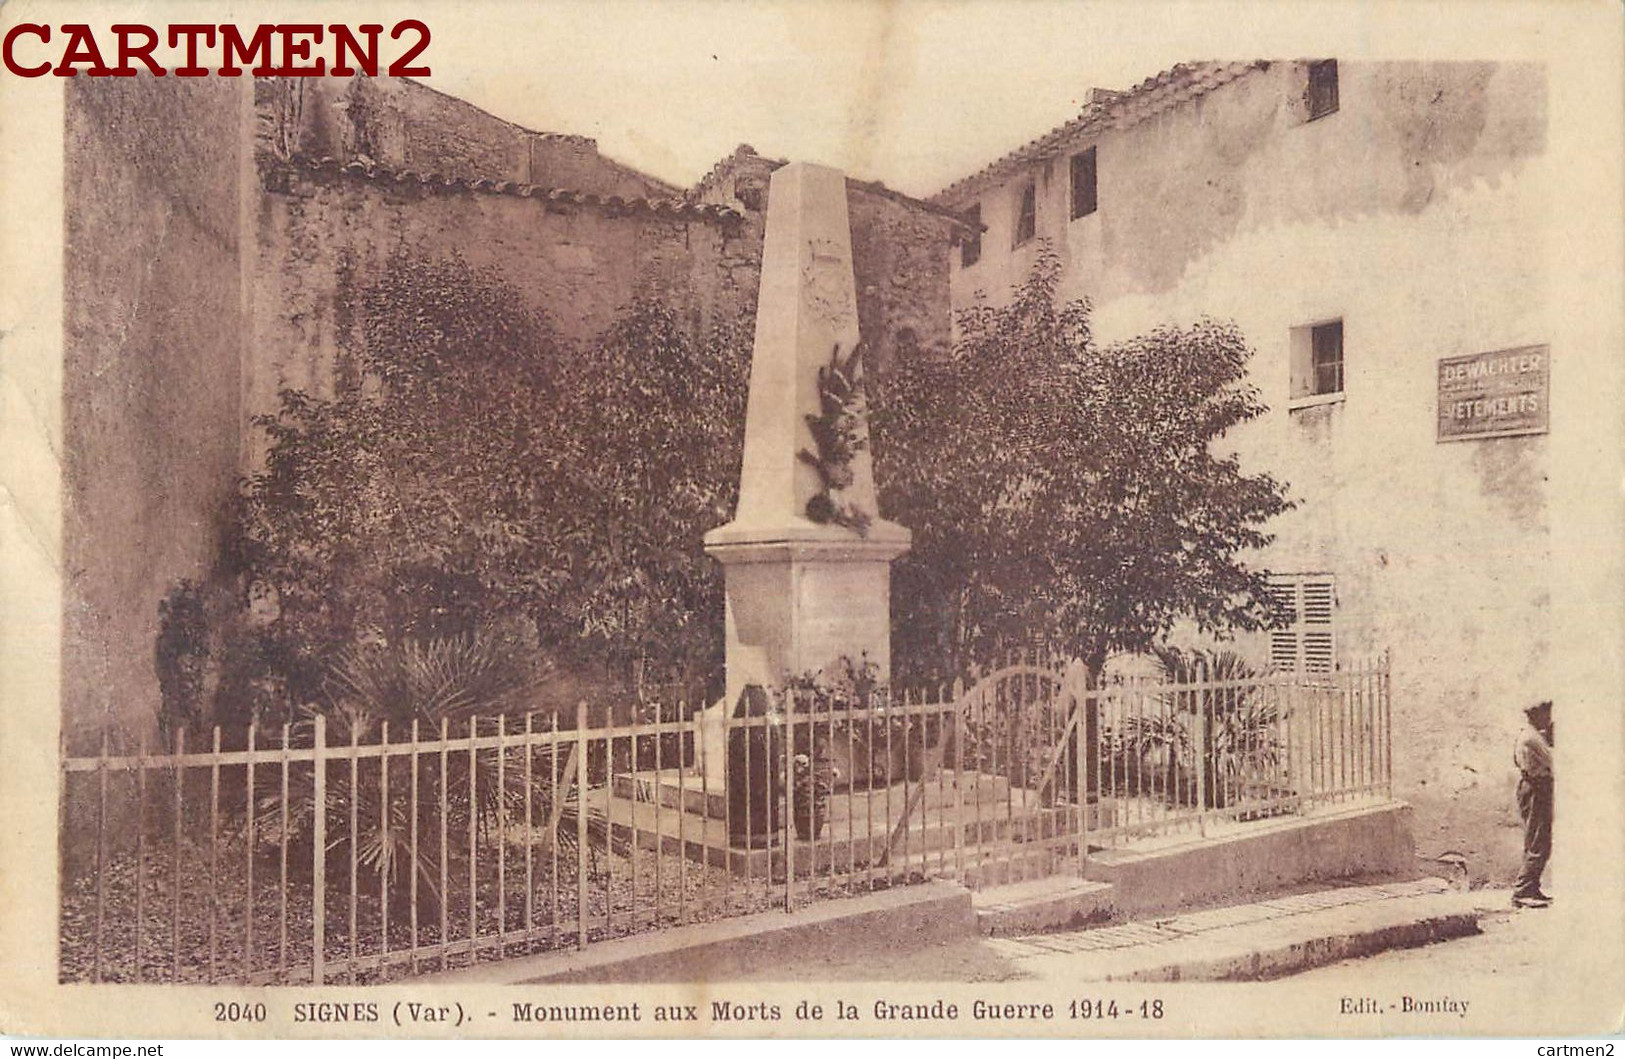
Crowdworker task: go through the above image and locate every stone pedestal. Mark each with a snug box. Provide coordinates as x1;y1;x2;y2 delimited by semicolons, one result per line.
706;525;910;712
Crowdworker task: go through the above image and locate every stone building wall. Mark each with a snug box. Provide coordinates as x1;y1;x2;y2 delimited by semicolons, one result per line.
847;184;959;369
62;76;249;747
256;76;676;196
938;60;1551;882
247;162;760;441
695;146;959;370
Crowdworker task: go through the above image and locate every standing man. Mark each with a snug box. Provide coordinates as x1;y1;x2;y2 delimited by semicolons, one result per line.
1512;699;1554;908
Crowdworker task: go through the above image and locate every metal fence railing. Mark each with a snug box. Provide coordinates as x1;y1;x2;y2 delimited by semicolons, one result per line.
1086;656;1392;848
58;655;1390;984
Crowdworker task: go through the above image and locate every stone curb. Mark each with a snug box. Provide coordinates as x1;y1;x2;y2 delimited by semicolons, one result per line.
416;879;977;985
991;881;1491;982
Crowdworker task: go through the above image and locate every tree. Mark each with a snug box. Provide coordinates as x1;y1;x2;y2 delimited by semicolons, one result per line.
553;301;750;695
230;252;569;714
871;249;1293;681
205;252;749;725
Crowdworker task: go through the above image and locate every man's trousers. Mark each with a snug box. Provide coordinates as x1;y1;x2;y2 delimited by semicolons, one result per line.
1514;775;1553;898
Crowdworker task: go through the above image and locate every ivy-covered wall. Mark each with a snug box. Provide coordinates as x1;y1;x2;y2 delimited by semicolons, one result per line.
246;164;760;459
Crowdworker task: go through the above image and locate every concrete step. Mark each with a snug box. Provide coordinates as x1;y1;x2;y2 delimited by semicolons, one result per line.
972;876;1118;935
600;811;1073;880
612;771;728;820
611;768;1039;821
598;785;1114;880
951;845;1074;889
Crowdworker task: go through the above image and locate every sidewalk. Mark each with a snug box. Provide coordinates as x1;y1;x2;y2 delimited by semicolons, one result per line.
983;878;1494;981
661;876;1501;982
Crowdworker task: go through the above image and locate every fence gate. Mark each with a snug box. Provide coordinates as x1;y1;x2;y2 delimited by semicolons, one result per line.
871;660;1094;889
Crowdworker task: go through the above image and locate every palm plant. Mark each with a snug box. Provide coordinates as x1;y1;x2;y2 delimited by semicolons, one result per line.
325;629;546;728
1112;709;1191;800
252;625;618;926
1111;647;1283;812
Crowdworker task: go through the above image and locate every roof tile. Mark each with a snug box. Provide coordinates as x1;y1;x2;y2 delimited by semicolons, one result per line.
283;157;743;224
931;60;1268;204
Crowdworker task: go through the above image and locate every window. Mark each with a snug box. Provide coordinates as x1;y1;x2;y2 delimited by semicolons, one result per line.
1311;320;1344;395
1290;318;1344;402
1070;147;1098;219
960;204;981;268
1267;575;1336;673
1013;181;1036;247
1307;59;1339;121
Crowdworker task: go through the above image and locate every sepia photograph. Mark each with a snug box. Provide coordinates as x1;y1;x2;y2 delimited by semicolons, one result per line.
0;0;1621;1042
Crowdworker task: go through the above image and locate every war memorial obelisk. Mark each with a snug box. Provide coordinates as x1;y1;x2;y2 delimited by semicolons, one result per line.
702;162;911;822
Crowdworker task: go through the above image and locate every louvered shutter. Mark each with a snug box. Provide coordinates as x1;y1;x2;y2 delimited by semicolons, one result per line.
1300;578;1335;672
1267;580;1300;672
1268;575;1337;673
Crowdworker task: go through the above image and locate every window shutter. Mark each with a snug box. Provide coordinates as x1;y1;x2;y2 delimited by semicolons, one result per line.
1014;182;1037;246
1267;580;1300;671
1268;575;1337;673
1307;59;1339;121
1301;579;1335;672
1070;147;1098;219
960;204;981;267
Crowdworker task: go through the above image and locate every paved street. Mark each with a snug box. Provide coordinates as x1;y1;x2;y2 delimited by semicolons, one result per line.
1289;896;1550;985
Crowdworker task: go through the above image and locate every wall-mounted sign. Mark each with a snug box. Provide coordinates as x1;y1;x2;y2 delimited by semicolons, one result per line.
1436;344;1549;442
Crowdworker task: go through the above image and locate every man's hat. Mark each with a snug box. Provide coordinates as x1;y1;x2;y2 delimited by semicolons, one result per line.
1524;699;1552;717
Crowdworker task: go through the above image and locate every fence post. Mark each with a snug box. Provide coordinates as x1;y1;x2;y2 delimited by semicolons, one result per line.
1382;651;1393;798
783;687;794;914
575;701;588;952
1072;665;1088;879
135;731;147;984
950;678;965;883
172;727;184;983
1192;660;1208;838
209;726;221;984
244;725;256;979
94;729;108;983
311;714;326;985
